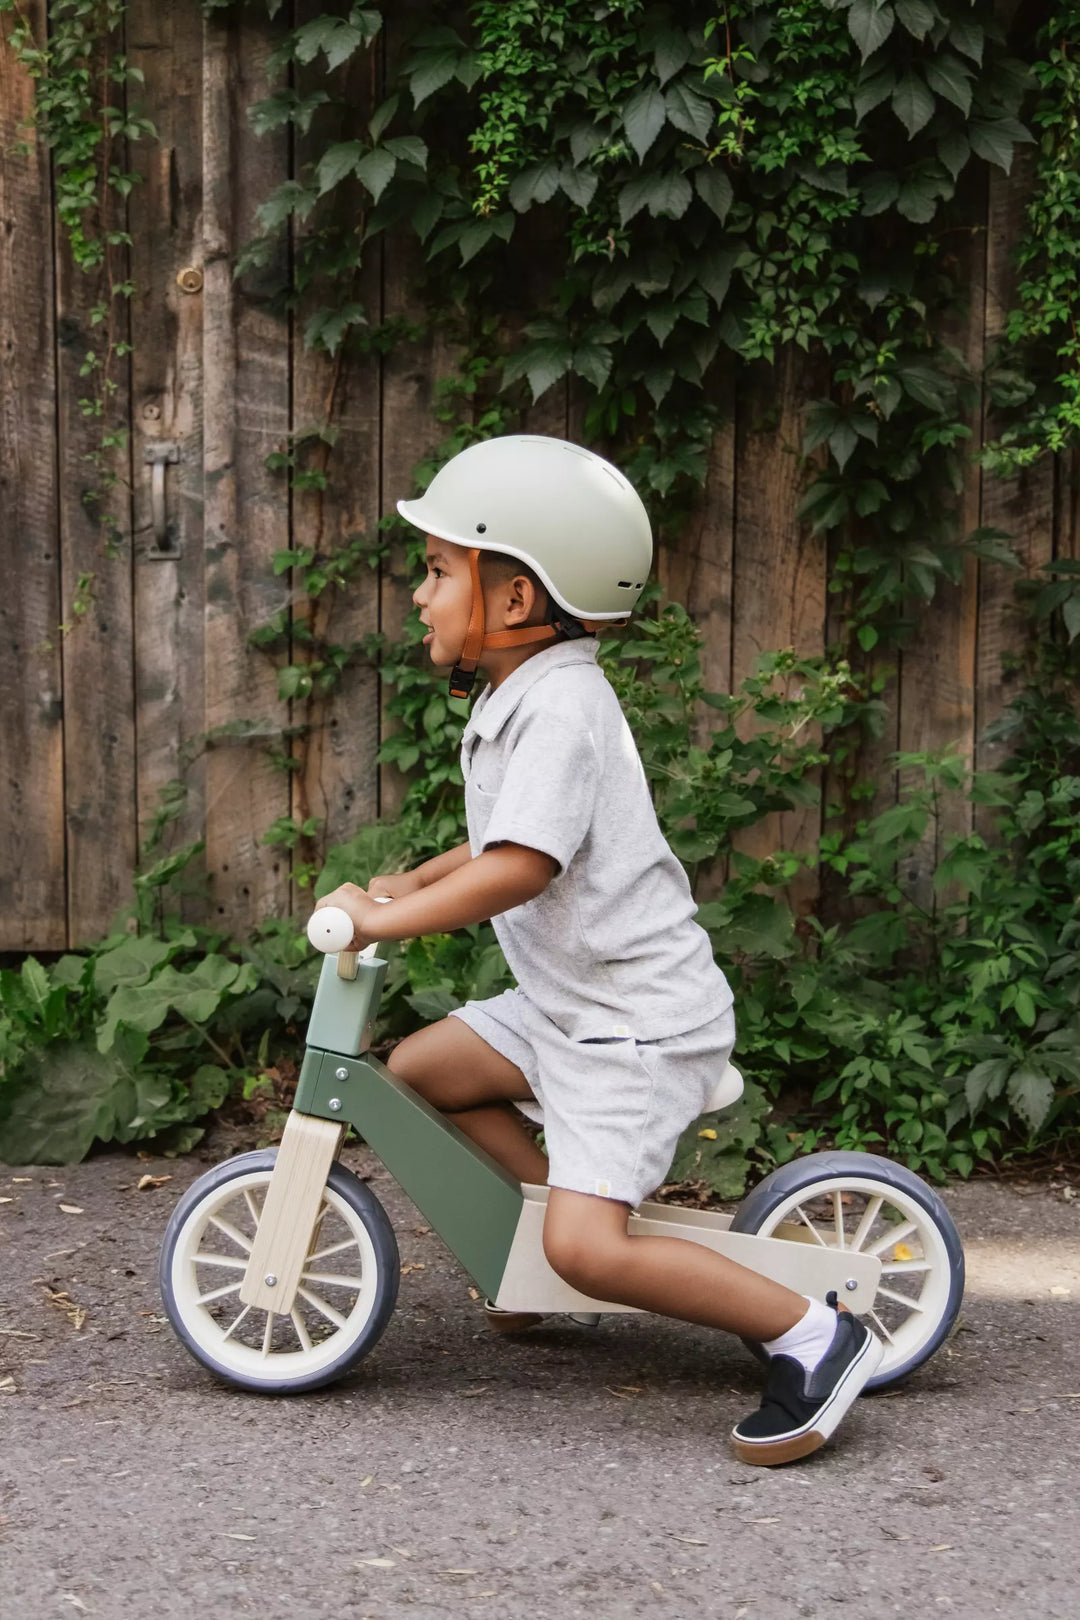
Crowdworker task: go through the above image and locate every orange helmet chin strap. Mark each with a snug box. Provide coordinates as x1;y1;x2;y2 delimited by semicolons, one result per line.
447;548;626;701
448;548;553;700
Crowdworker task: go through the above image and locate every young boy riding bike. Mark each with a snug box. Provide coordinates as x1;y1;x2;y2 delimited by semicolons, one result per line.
314;434;883;1465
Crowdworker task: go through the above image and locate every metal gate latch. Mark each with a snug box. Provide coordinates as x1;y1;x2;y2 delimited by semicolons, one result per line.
144;442;180;558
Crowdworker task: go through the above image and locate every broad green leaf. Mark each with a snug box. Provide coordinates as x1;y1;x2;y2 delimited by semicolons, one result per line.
829;420;859;471
93;935;173;996
405;986;461;1021
969;116;1031;173
20;956;50;1010
937;130;970;180
848;0;896;62
895;0;934;39
508;159;561;212
619;170;692;225
949;18;983;64
409;48;459;107
653;29;691;85
558;166;598;208
694;166;734;222
891;70;935;137
97;955;242;1054
861;171;899;215
695;248;736;307
1006;1066;1054;1134
355;147;397;202
369;92;400;143
315;140;362;196
665;82;713;143
623;85;667;161
384;135;428;170
924;53;972;117
0;1030;149;1165
665;1079;771;1199
897;172;942;223
853;70;895;122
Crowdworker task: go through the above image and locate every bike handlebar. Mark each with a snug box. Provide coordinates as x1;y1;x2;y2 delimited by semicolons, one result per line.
306;896;393;961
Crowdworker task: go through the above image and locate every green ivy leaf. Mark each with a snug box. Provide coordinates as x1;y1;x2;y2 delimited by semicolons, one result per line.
924;53;973;117
383;135;428;170
694;166;734;222
619;170;692;224
891;69;935;137
860;171;899;215
508;158;561;212
894;0;934;39
623;85;667;161
848;0;896;62
665;82;714;143
369;92;400;143
653;29;691;86
355;147;397;202
1007;1066;1054;1133
93;935;173;996
937;130;970;180
558;165;599;208
315;140;363;195
854;69;896;122
949;18;983;65
968;116;1030;173
897;171;943;223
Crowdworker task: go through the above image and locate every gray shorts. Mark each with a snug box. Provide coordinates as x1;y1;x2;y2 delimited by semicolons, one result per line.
447;988;737;1208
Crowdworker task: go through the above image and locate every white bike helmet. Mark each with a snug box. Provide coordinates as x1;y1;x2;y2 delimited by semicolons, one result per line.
397;434;653;698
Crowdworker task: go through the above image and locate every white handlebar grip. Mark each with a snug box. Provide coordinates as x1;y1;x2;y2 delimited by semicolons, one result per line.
306;906;356;954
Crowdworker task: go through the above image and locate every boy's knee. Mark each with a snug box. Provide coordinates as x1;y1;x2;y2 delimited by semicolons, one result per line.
543;1221;619;1299
386;1031;439;1102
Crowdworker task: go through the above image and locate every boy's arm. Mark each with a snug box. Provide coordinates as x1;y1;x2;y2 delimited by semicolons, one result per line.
358;843;556;943
367;841;472;901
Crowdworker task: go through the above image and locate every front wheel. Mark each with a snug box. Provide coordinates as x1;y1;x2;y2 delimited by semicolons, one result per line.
730;1151;965;1391
159;1150;400;1393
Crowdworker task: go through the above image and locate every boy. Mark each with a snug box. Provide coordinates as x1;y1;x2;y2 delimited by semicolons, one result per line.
315;434;882;1465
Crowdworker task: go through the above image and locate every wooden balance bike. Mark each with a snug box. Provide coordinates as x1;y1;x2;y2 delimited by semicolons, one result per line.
159;902;965;1394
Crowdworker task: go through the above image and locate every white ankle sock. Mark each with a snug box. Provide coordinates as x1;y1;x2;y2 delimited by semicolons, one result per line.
762;1296;837;1374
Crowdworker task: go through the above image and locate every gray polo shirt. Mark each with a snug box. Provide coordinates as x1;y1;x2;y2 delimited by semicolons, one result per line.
460;639;733;1041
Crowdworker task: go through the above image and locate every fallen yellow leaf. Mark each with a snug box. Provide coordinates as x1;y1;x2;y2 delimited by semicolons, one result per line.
893;1242;914;1262
698;1128;718;1140
58;1204;84;1215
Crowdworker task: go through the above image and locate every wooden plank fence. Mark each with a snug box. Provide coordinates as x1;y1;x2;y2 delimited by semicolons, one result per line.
1;3;1076;953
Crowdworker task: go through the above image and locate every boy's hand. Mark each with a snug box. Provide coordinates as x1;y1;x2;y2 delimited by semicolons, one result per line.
312;883;384;951
367;870;425;900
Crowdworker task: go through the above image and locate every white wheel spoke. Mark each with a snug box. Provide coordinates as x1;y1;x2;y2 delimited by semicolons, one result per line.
876;1284;926;1314
867;1308;897;1345
262;1311;275;1357
208;1214;253;1254
880;1259;933;1276
197;1281;243;1307
306;1237;358;1264
221;1304;251;1343
301;1271;364;1290
792;1204;830;1247
291;1309;313;1353
832;1191;846;1249
192;1253;248;1271
296;1284;348;1330
866;1219;917;1257
849;1195;884;1253
243;1188;262;1230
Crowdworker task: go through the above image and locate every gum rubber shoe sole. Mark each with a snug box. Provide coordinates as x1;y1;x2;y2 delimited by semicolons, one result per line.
731;1325;885;1467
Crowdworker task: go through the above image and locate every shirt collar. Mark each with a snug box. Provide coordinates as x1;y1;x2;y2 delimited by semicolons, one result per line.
463;639;600;743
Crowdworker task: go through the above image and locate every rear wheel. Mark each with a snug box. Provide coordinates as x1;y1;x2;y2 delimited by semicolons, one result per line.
159;1150;399;1393
731;1152;965;1391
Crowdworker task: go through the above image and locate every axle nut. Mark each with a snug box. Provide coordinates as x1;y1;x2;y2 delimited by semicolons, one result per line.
845;1279;858;1292
264;1274;277;1287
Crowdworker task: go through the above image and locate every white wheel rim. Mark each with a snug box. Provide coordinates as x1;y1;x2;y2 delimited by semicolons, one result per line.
752;1175;954;1380
169;1170;381;1384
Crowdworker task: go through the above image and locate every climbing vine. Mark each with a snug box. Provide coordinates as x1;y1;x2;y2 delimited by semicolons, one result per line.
0;0;154;641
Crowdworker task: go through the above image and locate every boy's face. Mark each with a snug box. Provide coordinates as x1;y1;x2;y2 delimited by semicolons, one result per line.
412;537;474;668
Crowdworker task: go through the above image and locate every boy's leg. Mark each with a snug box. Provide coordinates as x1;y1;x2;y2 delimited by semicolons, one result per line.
542;1187;807;1339
387;1016;549;1185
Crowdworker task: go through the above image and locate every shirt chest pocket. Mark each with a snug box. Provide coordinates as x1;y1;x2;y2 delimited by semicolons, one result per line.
465;740;505;799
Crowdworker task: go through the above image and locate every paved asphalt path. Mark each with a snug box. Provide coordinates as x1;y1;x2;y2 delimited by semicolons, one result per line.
1;1145;1078;1620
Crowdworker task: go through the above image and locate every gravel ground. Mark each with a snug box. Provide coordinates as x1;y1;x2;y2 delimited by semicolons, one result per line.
1;1146;1078;1620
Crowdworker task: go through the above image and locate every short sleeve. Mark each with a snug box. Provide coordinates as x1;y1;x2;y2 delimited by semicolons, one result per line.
480;701;599;875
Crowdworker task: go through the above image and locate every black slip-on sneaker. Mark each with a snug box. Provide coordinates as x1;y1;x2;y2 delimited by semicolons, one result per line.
732;1295;884;1466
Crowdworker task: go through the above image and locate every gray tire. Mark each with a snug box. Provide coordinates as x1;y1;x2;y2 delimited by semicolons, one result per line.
159;1150;399;1394
730;1151;965;1391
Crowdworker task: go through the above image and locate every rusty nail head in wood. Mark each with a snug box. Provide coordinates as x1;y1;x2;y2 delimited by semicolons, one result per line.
176;266;203;294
